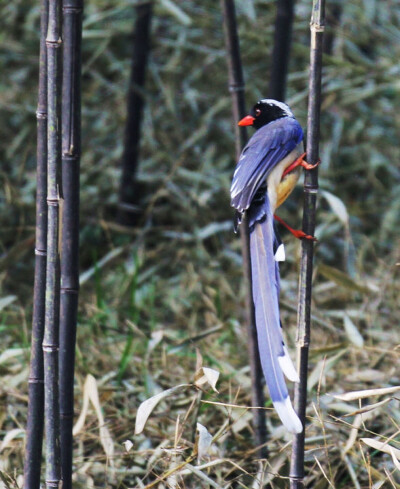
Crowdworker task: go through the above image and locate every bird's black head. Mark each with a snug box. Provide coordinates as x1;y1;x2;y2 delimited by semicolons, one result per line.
238;99;294;129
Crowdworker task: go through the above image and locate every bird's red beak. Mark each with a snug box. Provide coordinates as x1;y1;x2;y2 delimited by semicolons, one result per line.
238;115;255;126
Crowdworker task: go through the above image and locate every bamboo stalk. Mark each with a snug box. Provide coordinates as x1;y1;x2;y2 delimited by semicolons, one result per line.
269;0;296;101
220;0;267;458
43;0;62;487
59;1;83;487
23;1;49;487
117;1;153;226
290;1;325;487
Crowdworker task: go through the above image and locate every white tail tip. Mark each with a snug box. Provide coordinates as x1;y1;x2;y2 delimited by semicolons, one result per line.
274;397;303;434
278;346;300;383
274;243;285;262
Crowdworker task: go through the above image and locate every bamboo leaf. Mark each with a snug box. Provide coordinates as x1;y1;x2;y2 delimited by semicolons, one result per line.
344;411;375;453
0;348;28;365
194;367;220;393
99;425;114;460
343;314;364;347
343;398;392;417
73;374;115;459
318;264;372;294
321;190;349;226
390;447;400;471
308;349;347;391
332;385;400;402
361;438;400;460
236;0;256;20
0;296;16;312
196;423;213;463
123;440;134;452
79;246;124;285
159;0;192;26
135;384;190;435
0;429;25;453
196;221;232;240
73;378;90;436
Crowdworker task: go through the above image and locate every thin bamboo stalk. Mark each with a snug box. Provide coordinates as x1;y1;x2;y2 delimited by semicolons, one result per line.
269;0;296;101
43;0;62;487
290;1;325;487
117;1;153;226
23;1;49;487
220;0;267;458
59;1;83;487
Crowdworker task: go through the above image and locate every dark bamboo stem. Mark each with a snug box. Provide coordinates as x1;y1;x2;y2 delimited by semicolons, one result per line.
290;1;325;487
269;0;296;101
117;1;153;226
59;1;83;487
43;0;62;487
23;1;49;487
220;0;267;458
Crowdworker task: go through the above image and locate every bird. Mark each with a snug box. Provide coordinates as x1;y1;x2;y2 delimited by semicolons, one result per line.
230;99;318;434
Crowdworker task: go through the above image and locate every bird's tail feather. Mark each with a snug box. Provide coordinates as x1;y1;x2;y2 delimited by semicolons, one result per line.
249;202;302;434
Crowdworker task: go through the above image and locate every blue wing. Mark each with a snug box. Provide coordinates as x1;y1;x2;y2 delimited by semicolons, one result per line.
230;117;303;213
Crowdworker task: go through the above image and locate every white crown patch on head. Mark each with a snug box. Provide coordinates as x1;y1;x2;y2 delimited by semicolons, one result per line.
259;99;294;118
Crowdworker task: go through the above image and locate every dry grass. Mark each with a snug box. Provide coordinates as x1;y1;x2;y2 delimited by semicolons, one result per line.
0;0;400;487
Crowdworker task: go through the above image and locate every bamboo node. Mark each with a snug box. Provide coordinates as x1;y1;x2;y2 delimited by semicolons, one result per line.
60;412;75;419
47;198;59;206
28;377;45;384
310;23;325;32
62;151;79;160
45;480;61;488
46;37;62;47
60;287;79;295
303;185;319;194
36;110;47;120
35;248;47;256
42;344;59;352
63;6;83;13
229;83;245;93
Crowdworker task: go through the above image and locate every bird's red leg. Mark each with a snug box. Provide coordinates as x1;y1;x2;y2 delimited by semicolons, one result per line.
282;152;320;179
274;214;317;241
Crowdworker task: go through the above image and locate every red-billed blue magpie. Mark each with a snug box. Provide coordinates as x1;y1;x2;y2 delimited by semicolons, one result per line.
231;99;318;434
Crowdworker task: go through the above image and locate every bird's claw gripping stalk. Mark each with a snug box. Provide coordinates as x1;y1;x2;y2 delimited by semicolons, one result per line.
282;152;320;179
274;214;318;241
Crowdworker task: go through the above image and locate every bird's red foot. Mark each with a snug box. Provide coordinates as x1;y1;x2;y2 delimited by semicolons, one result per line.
274;214;318;241
282;153;320;179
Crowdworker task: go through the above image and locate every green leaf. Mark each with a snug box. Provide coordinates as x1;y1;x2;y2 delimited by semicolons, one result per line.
159;0;192;26
343;314;364;347
318;264;371;294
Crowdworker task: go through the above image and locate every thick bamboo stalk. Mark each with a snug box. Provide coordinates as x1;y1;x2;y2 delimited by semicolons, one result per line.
117;1;153;226
43;0;62;487
220;0;267;458
269;0;296;101
290;1;325;487
23;1;49;487
59;1;83;488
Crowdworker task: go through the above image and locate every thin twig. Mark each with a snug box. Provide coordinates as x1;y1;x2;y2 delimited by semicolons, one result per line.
290;1;325;487
220;0;267;458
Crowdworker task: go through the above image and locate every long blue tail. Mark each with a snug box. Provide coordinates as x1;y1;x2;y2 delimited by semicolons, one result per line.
249;199;302;434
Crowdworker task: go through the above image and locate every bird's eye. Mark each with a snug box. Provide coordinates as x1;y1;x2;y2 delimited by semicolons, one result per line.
255;108;261;116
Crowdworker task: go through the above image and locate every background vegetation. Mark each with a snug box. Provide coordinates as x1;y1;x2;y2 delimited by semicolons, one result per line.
0;0;399;487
